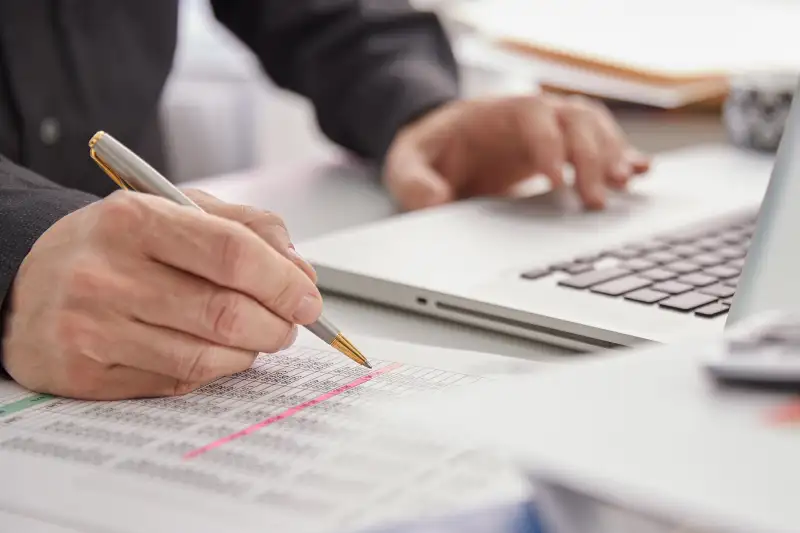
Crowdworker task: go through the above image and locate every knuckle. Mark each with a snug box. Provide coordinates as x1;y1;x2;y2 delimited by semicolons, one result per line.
249;211;290;242
215;227;250;281
260;211;288;232
263;324;293;354
566;94;595;111
171;380;200;397
204;290;244;344
578;144;602;164
181;343;215;384
268;265;299;315
95;191;147;230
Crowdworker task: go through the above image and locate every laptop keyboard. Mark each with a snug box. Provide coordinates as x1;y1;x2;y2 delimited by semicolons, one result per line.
519;212;757;318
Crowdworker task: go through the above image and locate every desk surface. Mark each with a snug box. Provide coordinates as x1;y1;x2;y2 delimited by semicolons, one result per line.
185;135;762;363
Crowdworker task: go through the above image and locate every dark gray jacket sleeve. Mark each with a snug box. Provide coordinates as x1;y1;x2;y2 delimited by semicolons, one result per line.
210;0;460;162
0;156;98;372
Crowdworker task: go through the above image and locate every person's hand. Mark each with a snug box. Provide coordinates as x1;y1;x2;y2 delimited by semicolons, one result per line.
1;190;321;400
383;93;651;211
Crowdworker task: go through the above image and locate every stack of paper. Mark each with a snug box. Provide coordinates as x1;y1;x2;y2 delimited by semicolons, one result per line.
446;0;800;108
0;336;535;533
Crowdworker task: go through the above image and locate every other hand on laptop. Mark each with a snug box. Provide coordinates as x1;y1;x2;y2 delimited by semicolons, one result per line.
383;93;650;211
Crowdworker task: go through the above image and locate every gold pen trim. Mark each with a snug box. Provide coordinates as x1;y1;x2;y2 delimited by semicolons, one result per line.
331;333;372;369
88;131;136;191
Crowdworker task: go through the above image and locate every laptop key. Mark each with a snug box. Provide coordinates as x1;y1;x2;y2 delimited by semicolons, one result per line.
590;276;653;296
520;268;550;280
703;265;739;279
695;303;730;318
717;247;746;260
639;268;678;281
663;261;701;274
643;250;680;264
626;241;669;253
677;273;718;287
669;244;702;258
624;288;670;304
720;231;745;244
722;297;735;305
656;229;708;244
565;263;594;275
696;237;726;251
619;258;657;271
659;292;718;312
727;258;746;269
691;253;725;267
723;276;740;288
558;267;632;289
651;281;694;295
606;248;642;260
699;284;736;298
574;254;601;263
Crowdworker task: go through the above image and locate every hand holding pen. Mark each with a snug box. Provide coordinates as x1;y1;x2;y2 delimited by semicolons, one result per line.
89;132;369;369
1;132;369;401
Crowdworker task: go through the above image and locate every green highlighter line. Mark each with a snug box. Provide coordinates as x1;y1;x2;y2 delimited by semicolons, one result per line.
0;394;54;417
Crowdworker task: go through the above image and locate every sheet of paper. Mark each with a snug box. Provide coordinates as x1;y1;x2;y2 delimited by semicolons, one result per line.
450;0;800;77
0;336;537;533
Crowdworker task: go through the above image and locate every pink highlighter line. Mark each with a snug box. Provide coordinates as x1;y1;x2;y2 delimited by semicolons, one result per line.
183;363;402;460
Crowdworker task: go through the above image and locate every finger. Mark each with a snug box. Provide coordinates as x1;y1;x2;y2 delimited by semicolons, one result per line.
182;189;316;282
519;96;566;189
587;109;631;190
52;364;192;401
626;148;652;174
125;261;295;353
109;320;260;386
127;194;322;325
559;106;607;209
384;149;454;211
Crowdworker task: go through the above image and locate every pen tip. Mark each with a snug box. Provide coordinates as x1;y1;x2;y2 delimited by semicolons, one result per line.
331;333;372;369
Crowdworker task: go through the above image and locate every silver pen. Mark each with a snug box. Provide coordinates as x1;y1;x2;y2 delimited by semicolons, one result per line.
89;131;371;368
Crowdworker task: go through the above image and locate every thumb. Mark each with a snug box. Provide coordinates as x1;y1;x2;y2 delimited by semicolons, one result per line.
385;157;454;211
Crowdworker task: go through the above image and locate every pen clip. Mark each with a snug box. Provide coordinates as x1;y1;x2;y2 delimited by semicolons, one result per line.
89;148;137;192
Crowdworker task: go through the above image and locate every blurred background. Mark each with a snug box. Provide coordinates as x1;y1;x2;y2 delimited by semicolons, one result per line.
162;0;800;182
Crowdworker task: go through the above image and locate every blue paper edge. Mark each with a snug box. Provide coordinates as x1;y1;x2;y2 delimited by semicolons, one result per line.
353;499;544;533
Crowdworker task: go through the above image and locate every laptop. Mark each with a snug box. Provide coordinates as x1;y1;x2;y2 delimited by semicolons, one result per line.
299;86;800;351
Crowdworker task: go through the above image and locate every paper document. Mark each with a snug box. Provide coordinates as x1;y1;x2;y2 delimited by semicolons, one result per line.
450;0;800;78
0;337;533;533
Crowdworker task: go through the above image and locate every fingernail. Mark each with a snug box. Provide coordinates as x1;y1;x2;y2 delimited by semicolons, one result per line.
615;160;632;179
281;327;298;351
293;294;321;323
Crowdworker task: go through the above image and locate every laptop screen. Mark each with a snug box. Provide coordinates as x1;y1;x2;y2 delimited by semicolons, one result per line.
727;79;800;325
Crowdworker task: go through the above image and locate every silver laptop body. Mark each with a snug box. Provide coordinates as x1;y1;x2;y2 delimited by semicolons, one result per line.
301;86;800;351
